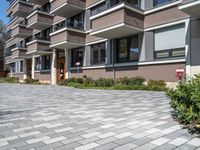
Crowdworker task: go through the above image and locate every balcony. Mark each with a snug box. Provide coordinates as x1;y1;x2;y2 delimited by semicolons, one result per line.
27;8;53;30
11;21;32;38
7;0;33;17
26;37;51;55
90;1;144;39
50;0;85;18
27;0;49;5
50;19;85;49
179;0;200;17
11;45;28;59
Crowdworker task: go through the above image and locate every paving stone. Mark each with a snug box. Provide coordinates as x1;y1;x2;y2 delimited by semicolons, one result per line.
74;142;100;150
174;144;197;150
187;138;200;147
113;143;138;150
168;137;189;146
150;137;171;146
94;142;119;150
154;143;177;150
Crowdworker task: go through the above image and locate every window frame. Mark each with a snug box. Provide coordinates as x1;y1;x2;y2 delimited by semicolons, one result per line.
116;35;139;63
71;47;84;67
35;57;41;71
42;55;51;70
91;42;106;66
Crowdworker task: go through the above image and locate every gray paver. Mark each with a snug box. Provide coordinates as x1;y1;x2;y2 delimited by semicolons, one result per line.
0;83;199;150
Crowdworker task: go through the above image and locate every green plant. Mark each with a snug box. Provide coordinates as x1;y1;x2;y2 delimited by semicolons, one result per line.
83;77;95;86
147;80;167;91
0;77;18;83
116;76;145;86
166;75;200;126
58;79;69;86
94;78;114;87
24;78;40;84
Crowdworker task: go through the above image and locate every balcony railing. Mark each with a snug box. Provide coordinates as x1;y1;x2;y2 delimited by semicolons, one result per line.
91;0;142;16
32;36;50;41
30;4;51;14
52;19;84;33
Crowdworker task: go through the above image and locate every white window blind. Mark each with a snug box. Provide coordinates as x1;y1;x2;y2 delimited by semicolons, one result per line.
154;24;185;51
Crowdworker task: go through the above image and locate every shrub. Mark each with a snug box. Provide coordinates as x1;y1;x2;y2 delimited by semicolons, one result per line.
24;78;40;84
147;80;167;91
58;79;69;86
166;75;200;125
116;76;145;86
94;78;114;87
0;77;18;83
83;77;95;86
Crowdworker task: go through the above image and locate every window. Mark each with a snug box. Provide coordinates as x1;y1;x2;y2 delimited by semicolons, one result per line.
68;13;84;30
91;2;106;16
154;24;185;59
35;57;41;71
155;48;185;59
11;62;16;73
91;42;106;65
117;36;139;63
71;48;84;67
42;55;51;70
20;61;23;72
153;0;173;7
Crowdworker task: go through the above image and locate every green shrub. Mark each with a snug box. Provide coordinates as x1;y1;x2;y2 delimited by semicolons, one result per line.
83;77;95;86
0;77;18;83
94;78;114;87
24;78;40;84
166;75;200;125
58;79;69;86
147;80;167;91
116;76;145;86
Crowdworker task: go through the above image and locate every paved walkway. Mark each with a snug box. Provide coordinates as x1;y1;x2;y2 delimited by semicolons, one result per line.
0;83;199;150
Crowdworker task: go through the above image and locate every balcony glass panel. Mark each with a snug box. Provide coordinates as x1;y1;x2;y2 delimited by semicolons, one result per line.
91;0;142;16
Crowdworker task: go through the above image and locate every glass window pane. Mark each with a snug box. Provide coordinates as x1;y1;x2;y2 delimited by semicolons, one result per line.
100;44;106;64
130;37;139;61
155;51;169;59
71;48;84;67
172;49;185;57
20;61;23;72
118;38;128;63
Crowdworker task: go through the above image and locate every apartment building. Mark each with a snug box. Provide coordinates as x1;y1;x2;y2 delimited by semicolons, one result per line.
4;0;200;86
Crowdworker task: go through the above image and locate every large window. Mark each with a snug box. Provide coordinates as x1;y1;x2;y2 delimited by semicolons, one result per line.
11;63;16;73
42;55;50;70
153;0;173;7
154;24;185;59
35;57;41;71
71;48;84;67
91;43;106;65
117;36;139;63
20;60;23;72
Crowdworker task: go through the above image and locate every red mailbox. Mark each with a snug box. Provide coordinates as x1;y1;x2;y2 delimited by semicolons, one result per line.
176;68;184;81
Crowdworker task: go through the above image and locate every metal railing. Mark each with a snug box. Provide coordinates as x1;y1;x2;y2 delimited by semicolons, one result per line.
91;0;142;16
52;19;84;33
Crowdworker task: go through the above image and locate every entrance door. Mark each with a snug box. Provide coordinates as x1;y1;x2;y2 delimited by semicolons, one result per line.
57;58;66;81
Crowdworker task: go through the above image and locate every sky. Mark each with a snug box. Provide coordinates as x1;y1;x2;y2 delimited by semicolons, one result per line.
0;1;9;25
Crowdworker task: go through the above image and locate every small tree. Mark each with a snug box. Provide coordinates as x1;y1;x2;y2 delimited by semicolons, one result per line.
0;19;8;70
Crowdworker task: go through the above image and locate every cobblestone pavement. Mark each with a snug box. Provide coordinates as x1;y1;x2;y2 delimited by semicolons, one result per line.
0;83;199;150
